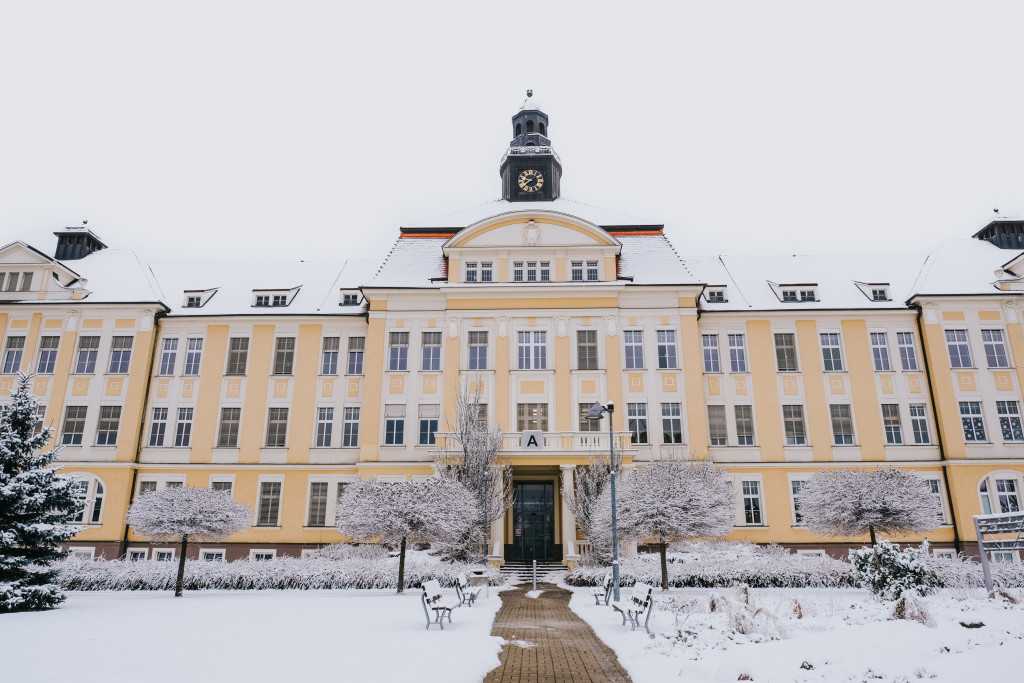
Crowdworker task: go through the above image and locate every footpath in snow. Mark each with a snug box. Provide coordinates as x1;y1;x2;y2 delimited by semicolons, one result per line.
0;589;505;683
567;585;1024;682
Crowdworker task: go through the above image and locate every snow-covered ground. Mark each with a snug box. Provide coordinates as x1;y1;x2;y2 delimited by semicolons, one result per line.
0;589;505;683
568;585;1024;682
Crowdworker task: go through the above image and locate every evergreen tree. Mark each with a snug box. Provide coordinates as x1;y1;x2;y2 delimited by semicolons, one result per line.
0;374;83;613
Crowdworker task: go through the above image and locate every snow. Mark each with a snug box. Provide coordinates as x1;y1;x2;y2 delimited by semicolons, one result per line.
525;589;544;598
911;238;1014;297
402;197;661;230
567;585;1024;682
0;589;505;683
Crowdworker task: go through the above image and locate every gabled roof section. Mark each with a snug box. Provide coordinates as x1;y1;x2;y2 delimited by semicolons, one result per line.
0;240;81;281
366;238;447;288
911;238;1024;298
444;211;620;250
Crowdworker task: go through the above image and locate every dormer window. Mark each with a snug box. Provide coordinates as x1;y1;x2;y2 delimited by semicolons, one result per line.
185;296;201;308
252;287;299;308
465;262;478;282
782;290;798;302
799;290;816;302
340;290;361;306
772;282;817;303
182;288;217;309
871;288;889;301
705;287;727;303
854;282;891;302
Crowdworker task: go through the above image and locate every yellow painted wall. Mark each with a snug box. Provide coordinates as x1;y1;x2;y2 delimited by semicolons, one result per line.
359;317;387;462
795;320;833;461
841;320;885;457
747;321;784;461
239;325;274;463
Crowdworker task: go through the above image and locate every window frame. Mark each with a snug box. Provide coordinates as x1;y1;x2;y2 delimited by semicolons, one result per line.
819;332;844;372
774;332;798;372
701;333;720;373
945;329;973;369
783;404;807;446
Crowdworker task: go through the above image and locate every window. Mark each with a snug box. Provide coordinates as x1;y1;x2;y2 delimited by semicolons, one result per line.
705;289;726;303
341;292;360;306
347;337;365;375
3;336;24;373
321;337;339;375
32;404;45;436
517;330;547;370
960;401;986;442
980;475;1021;514
571;261;583;281
149;407;168;447
210;479;233;495
139;481;158;494
36;336;59;374
708;405;727;446
155;550;175;561
513;261;523;282
388;332;408;371
419;404;440;445
472;403;488;428
128;550;148;562
255;295;270;307
657;330;678;369
465;262;478;282
217;407;241;447
308;482;329;527
783;405;806;445
75;336;99;374
69;476;105;524
870;332;891;371
820;333;843;372
910;404;930;444
108;336;133;374
799;290;816;302
517;403;549;431
997;401;1024;442
384;405;405;445
925;479;947;523
982;330;1010;368
183;338;203;375
480;262;493;282
627;403;648;444
468;331;488;370
185;296;202;308
830;404;854;445
61;406;87;445
945;329;972;368
96;406;121;446
251;551;276;562
539;261;550;282
226;338;249;375
265;407;288;447
257;481;282;526
882;404;903;444
729;334;747;372
735;405;754;445
273;337;295;375
790;480;806;525
175;408;194;447
782;290;798;302
578;403;601;433
316;407;334;448
587;261;599;281
774;333;797;372
742;480;763;524
995;479;1020;513
421;332;441;371
201;550;226;562
871;288;889;301
577;330;598;370
701;334;720;372
342;407;360;447
661;403;683;444
897;332;918;371
159;338;178;375
624;330;644;369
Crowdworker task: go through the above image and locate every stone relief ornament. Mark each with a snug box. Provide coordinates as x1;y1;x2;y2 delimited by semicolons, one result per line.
604;315;619;336
495;315;510;338
555;314;569;337
447;316;461;338
523;220;541;247
1002;300;1019;322
922;303;939;325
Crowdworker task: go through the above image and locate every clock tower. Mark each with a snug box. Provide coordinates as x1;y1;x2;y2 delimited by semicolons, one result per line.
500;91;562;202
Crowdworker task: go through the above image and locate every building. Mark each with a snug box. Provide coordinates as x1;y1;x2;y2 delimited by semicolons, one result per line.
2;92;1023;566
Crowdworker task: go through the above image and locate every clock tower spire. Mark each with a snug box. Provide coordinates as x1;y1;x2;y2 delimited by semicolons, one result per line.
500;90;562;202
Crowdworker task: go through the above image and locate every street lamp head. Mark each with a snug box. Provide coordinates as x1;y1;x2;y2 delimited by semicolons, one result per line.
483;471;492;483
585;401;606;421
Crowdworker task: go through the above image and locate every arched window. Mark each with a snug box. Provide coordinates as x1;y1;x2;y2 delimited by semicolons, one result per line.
515;124;522;136
979;470;1023;514
70;475;106;524
526;121;534;133
539;123;546;135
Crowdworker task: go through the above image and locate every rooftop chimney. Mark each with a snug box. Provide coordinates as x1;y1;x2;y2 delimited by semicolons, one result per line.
54;221;107;261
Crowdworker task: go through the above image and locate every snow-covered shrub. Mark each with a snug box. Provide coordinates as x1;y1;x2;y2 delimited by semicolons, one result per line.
565;542;856;588
57;549;501;591
923;552;1024;591
891;592;936;627
729;602;785;639
850;540;939;600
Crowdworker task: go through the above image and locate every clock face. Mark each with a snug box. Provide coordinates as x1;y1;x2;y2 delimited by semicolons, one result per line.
517;169;544;192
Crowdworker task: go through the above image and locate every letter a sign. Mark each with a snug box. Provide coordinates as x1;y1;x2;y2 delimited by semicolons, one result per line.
522;430;543;450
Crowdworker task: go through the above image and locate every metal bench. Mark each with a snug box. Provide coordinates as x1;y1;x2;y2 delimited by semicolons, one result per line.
421;579;461;630
611;582;655;633
590;572;612;605
455;573;482;606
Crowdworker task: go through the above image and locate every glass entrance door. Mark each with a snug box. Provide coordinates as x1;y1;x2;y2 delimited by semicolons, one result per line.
512;482;555;561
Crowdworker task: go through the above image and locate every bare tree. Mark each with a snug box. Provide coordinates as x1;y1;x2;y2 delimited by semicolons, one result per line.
560;455;611;555
126;487;252;597
336;477;480;592
434;386;512;557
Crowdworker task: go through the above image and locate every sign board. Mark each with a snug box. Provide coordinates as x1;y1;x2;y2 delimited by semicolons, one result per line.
522;430;543;450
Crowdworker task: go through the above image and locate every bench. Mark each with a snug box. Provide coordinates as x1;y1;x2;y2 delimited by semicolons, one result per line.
455;573;482;606
590;572;612;606
421;579;461;630
611;582;655;633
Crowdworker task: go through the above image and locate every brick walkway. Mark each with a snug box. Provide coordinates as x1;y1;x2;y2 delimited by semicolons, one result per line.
483;582;633;683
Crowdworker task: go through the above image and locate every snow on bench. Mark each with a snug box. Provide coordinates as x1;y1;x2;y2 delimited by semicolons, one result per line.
591;572;612;606
611;582;655;633
455;573;482;606
421;579;461;630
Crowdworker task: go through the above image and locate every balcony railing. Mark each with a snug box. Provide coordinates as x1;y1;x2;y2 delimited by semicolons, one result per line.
500;146;561;166
432;431;637;456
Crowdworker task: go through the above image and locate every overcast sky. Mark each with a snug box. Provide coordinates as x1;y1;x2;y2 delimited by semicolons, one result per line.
2;1;1024;267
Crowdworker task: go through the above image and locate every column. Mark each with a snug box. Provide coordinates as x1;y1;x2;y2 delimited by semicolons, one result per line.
560;464;579;568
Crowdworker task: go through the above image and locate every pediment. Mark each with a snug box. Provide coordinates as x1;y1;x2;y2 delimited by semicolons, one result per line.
0;240;86;300
443;211;620;252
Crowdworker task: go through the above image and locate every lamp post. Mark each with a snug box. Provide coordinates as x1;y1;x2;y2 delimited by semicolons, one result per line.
482;469;492;560
586;400;620;602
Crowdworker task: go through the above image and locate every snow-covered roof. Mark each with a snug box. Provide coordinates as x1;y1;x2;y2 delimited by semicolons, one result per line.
67;249;165;305
402;198;661;230
618;235;696;284
366;238;446;288
910;239;1017;298
149;259;379;316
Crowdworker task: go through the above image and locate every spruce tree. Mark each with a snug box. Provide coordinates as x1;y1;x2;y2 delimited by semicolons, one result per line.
0;373;83;612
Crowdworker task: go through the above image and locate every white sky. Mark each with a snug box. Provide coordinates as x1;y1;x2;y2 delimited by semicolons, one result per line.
2;1;1024;266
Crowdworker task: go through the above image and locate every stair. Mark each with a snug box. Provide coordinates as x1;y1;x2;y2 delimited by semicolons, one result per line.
499;561;565;583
